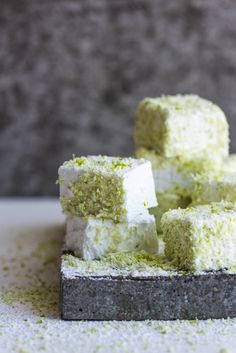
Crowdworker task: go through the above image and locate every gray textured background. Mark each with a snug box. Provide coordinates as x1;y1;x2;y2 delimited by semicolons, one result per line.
1;0;236;196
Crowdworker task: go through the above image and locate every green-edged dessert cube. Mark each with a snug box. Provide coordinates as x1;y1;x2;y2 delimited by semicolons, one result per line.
161;202;236;271
135;94;229;159
58;155;157;222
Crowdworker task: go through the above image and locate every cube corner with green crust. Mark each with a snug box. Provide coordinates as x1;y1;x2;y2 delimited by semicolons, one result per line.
161;201;236;272
58;155;157;223
134;94;229;159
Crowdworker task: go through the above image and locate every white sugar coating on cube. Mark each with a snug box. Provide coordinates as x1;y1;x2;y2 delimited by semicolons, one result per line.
161;201;236;272
58;155;157;222
135;94;229;158
136;147;223;198
136;147;194;195
192;172;236;205
65;215;158;260
221;154;236;174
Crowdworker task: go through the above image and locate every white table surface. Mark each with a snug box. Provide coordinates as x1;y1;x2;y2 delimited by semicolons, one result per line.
0;198;235;353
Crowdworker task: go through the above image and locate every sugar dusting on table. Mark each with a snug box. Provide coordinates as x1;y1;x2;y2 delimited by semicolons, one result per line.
0;200;235;353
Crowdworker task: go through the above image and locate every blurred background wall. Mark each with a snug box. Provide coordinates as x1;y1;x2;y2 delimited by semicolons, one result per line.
1;0;236;196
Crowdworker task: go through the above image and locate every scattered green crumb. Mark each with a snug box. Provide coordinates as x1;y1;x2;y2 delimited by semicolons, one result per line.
39;345;46;351
88;327;98;334
142;341;149;350
34;237;61;255
2;266;9;271
64;156;86;167
143;201;148;207
55;178;64;185
64;255;78;267
37;319;43;324
94;344;102;352
18;348;30;353
1;285;58;315
63;251;175;274
64;155;136;171
185;336;195;345
111;159;131;170
103;251;162;267
219;348;229;353
42;256;56;267
158;325;168;334
196;329;206;334
73;159;85;167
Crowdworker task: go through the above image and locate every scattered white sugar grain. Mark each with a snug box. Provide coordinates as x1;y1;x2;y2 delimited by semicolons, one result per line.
1;203;236;353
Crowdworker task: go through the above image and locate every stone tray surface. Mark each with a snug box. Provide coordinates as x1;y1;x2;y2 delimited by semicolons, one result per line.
61;253;236;321
2;199;236;353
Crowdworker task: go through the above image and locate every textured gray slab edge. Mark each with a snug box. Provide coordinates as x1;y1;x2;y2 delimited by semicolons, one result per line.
60;263;236;321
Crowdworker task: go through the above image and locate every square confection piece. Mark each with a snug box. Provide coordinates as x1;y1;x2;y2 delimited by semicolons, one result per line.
58;155;157;222
192;172;236;205
161;202;236;272
135;95;229;159
65;215;158;260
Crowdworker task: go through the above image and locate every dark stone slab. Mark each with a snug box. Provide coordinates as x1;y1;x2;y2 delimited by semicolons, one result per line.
60;254;236;321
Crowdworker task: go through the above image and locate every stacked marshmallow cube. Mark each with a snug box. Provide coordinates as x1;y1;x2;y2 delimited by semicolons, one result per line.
135;94;229;231
161;201;236;271
58;155;158;259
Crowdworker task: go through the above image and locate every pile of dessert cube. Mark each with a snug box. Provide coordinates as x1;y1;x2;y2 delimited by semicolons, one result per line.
58;156;158;260
58;94;236;272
